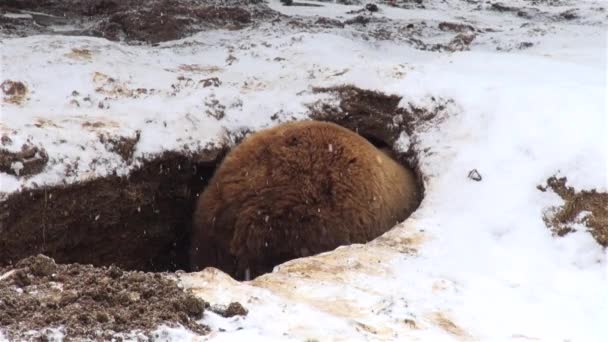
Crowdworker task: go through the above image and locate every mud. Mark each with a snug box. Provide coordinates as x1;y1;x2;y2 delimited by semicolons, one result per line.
0;0;280;44
541;176;608;247
0;149;225;272
0;254;210;340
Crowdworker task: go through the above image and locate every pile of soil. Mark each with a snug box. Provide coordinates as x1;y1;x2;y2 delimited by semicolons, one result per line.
0;255;210;340
0;0;280;43
541;176;608;247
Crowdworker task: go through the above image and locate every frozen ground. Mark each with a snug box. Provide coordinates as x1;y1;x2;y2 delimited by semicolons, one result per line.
1;0;607;340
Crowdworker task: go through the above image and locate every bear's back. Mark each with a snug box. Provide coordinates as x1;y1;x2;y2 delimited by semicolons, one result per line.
191;121;418;279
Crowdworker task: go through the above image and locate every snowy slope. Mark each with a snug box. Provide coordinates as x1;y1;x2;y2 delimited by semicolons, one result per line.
1;0;607;340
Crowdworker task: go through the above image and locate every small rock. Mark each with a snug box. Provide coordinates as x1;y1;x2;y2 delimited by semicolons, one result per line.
468;169;482;181
212;302;248;317
16;254;57;277
365;3;379;12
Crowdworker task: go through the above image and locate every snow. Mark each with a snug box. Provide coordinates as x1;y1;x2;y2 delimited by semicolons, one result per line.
1;0;607;340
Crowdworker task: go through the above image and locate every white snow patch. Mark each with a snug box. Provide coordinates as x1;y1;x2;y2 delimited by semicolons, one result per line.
2;13;33;19
9;161;24;176
394;131;411;153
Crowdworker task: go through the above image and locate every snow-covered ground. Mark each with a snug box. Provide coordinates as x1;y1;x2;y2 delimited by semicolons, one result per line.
1;0;607;340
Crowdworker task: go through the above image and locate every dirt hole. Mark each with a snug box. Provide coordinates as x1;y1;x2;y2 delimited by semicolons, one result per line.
0;150;224;273
0;85;448;281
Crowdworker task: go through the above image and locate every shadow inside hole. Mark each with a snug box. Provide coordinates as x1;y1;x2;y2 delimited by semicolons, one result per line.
0;151;225;273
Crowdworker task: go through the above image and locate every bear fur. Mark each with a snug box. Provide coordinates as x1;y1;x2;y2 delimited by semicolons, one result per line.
190;120;419;280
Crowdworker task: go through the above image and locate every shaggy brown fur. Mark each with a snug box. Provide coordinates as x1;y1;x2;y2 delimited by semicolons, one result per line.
190;120;419;279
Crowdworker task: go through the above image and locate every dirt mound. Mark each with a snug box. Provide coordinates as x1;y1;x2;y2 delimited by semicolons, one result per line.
0;0;279;43
540;176;608;247
0;255;210;340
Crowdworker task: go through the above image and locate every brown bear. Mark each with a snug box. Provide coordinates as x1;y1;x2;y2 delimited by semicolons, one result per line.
190;120;419;280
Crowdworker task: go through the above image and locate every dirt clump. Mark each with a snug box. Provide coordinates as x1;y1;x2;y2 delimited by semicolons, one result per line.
315;17;345;28
1;80;28;105
438;22;476;33
541;176;608;247
99;131;141;163
1;135;13;146
210;302;249;318
0;254;209;340
0;144;49;177
0;0;279;44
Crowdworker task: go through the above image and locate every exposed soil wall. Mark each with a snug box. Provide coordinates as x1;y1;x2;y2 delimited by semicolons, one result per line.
0;150;224;272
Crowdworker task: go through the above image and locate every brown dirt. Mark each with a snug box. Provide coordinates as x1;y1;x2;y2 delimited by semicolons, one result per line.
315;17;345;28
1;80;28;105
210;302;249;318
1;135;12;146
541;176;608;247
438;22;476;33
99;131;141;163
0;0;279;44
0;254;210;340
0;149;225;272
0;144;49;177
99;3;251;43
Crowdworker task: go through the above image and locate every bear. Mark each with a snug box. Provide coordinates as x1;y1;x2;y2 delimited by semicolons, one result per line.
190;120;419;280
